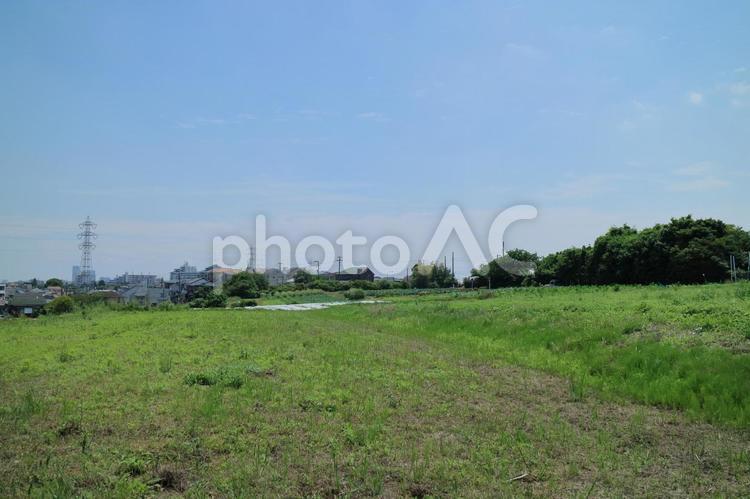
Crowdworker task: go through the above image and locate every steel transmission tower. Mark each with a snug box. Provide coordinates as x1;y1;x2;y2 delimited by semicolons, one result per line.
77;217;97;288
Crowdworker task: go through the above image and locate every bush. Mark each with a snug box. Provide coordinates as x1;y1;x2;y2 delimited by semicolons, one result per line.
344;288;365;300
46;296;75;315
231;299;257;308
190;292;227;308
223;272;267;298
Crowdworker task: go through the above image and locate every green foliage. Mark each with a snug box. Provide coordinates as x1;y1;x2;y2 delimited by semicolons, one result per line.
344;288;365;300
223;272;267;298
190;292;227;308
44;278;64;288
409;263;457;289
472;216;750;286
468;250;538;288
45;296;75;315
4;286;750;496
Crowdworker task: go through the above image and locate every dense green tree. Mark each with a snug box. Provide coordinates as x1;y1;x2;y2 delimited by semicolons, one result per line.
45;278;64;288
521;216;750;286
223;271;267;298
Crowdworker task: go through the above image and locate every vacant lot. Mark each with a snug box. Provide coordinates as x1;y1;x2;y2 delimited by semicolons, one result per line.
2;285;750;496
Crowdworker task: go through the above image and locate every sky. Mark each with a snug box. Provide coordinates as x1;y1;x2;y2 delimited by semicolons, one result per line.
1;1;749;280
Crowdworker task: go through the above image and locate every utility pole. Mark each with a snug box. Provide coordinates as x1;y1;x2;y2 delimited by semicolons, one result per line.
451;252;455;278
336;256;343;277
313;260;320;277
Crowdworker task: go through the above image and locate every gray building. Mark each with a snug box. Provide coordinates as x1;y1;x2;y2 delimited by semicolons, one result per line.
170;262;201;283
120;285;171;307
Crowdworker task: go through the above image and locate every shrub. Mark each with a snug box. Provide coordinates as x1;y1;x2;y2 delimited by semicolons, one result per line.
46;296;75;315
223;272;267;298
190;293;227;308
231;299;257;308
344;288;365;300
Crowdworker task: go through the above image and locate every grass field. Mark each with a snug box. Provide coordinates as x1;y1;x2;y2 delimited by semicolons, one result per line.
2;284;750;496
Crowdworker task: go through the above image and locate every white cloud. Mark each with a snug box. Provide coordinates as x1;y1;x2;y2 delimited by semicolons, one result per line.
687;91;703;105
356;112;389;122
543;174;623;200
669;162;728;192
669;177;729;192
729;82;750;96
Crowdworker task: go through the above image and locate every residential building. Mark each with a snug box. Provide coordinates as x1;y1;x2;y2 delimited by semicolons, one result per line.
166;277;213;303
0;282;6;308
6;291;50;317
264;268;287;286
120;285;171;307
321;266;375;282
88;289;121;303
111;273;159;287
202;265;241;287
170;262;201;283
72;265;80;284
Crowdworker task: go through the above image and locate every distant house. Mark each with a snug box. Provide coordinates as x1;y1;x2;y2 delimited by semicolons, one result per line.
264;268;287;287
7;292;50;317
46;286;64;299
165;277;213;303
120;286;171;307
170;262;201;283
202;265;242;287
88;289;121;303
322;266;375;282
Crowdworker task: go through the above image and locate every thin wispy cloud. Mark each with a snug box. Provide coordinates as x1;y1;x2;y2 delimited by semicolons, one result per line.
688;91;704;105
357;111;389;122
669;162;729;192
176;113;256;129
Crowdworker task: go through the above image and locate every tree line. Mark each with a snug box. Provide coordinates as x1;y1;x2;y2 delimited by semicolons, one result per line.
466;215;750;287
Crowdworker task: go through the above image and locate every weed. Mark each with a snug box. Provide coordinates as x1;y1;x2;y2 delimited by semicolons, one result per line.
158;354;173;374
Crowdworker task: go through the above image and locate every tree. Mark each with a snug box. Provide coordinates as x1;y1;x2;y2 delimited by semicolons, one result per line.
46;296;74;314
430;263;458;288
512;215;750;286
223;271;267;298
410;264;433;288
45;278;64;288
293;269;313;284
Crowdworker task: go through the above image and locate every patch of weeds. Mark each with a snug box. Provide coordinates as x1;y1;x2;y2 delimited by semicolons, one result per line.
112;475;150;497
158;354;173;374
184;363;265;389
116;454;153;477
57;350;74;363
298;398;337;413
153;465;188;492
57;420;82;437
568;376;588;402
13;390;45;421
621;323;642;335
184;372;217;386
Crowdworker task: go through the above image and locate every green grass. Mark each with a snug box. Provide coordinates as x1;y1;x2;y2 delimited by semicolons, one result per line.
1;284;749;496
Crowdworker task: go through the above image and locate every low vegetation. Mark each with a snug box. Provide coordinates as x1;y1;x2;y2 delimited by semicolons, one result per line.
1;284;749;496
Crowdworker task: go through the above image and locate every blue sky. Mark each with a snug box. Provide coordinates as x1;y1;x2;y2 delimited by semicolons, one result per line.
1;1;749;280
